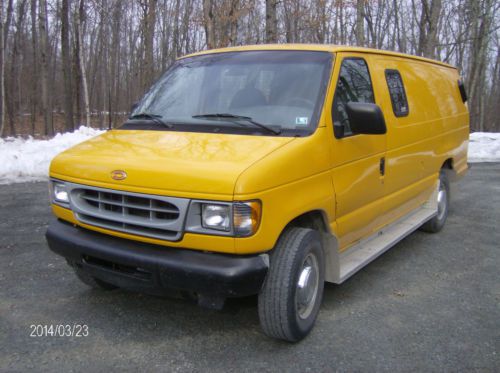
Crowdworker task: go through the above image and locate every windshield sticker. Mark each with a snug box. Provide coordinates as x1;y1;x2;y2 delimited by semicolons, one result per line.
295;117;308;126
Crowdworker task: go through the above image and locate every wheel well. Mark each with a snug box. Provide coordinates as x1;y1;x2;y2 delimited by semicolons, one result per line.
442;158;453;170
441;158;458;181
285;210;329;234
281;210;339;284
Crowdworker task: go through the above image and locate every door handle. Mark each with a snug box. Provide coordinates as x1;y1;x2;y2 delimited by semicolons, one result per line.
379;157;385;176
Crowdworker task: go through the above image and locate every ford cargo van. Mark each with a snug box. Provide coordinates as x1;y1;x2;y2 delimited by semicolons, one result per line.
46;45;469;342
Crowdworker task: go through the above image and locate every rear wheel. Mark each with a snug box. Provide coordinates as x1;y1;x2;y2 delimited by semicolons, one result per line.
420;170;450;233
74;268;117;290
258;227;325;342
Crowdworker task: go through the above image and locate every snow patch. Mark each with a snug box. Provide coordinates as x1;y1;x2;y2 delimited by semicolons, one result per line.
468;132;500;163
0;128;499;185
0;126;104;184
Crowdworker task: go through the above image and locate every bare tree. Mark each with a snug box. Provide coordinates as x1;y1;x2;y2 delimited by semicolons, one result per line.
61;0;74;131
417;0;442;58
109;0;122;127
30;0;38;134
141;0;157;92
0;0;14;137
356;0;365;46
38;0;53;136
265;0;277;43
0;0;5;137
0;0;499;136
6;0;27;136
75;0;89;126
203;0;215;49
467;0;495;131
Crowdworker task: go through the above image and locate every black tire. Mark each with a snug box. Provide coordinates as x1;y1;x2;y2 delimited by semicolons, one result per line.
258;227;325;342
420;170;450;233
74;268;117;290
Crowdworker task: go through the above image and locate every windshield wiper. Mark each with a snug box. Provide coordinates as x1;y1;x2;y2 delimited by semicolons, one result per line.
192;113;281;135
129;112;173;128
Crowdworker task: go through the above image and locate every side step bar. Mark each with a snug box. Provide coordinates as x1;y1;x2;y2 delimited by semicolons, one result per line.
327;186;438;284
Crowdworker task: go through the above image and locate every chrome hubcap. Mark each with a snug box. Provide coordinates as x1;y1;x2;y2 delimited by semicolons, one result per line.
295;253;319;319
437;180;447;221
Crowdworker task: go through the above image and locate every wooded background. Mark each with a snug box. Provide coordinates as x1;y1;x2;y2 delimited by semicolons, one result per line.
0;0;498;138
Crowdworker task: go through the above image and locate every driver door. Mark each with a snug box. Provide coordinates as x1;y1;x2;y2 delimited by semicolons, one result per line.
330;54;387;250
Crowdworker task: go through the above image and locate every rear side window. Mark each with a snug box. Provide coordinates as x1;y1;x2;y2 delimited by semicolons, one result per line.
385;69;409;117
332;58;375;137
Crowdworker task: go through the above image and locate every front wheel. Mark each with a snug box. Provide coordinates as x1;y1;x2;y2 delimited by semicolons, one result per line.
258;227;325;342
420;170;450;233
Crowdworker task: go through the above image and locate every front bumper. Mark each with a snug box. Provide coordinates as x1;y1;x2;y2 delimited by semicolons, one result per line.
46;219;269;298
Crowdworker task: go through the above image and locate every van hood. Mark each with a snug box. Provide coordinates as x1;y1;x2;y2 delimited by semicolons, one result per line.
50;130;295;197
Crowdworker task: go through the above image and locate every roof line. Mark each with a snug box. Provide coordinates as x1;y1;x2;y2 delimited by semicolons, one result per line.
331;46;456;69
179;44;456;70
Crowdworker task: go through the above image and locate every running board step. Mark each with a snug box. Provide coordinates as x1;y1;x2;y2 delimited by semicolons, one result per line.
337;204;437;283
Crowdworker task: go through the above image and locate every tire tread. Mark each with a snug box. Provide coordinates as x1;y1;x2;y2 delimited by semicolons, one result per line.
258;227;323;342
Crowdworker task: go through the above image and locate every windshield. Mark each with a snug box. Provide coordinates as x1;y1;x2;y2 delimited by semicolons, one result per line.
127;50;332;136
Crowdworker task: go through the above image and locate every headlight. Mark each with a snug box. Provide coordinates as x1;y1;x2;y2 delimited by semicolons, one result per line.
201;204;231;231
186;200;261;237
50;181;69;204
233;201;261;237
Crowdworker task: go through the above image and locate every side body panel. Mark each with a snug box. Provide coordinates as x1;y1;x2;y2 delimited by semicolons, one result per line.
370;56;469;226
327;52;468;253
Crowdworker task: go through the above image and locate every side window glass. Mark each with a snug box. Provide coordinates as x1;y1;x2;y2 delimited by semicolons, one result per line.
332;58;375;137
385;69;409;117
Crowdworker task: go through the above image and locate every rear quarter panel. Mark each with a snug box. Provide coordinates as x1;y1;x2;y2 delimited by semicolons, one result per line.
371;56;469;220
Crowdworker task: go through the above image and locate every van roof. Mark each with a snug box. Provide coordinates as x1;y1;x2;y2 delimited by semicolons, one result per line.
181;44;456;69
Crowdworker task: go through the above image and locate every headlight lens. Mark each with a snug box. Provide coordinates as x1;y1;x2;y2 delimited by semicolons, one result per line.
233;201;261;237
201;204;231;231
53;182;69;203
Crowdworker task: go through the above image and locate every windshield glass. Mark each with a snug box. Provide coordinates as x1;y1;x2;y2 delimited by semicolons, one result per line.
127;51;332;136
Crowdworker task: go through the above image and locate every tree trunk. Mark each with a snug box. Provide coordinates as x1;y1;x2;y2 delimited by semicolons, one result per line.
265;0;277;43
7;0;27;137
172;0;181;56
202;0;215;49
109;1;122;128
73;14;81;125
467;0;493;131
38;0;53;136
76;0;90;127
61;0;74;131
418;0;442;59
3;0;13;47
142;0;157;92
0;1;5;137
30;0;38;135
0;0;13;137
356;0;365;46
225;0;239;46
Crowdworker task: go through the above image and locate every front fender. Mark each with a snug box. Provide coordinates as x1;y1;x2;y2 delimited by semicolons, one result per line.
234;171;335;254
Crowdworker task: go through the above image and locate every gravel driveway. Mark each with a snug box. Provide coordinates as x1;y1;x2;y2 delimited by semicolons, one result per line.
1;163;499;372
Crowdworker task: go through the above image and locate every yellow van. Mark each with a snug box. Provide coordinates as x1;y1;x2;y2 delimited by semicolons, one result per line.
46;44;469;342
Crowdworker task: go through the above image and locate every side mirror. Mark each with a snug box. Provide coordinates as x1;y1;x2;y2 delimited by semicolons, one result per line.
346;102;386;135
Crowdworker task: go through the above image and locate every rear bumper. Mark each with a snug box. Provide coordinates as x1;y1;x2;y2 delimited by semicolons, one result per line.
46;219;268;298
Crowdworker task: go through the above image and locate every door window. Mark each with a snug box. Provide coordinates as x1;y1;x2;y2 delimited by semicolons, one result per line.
332;58;375;138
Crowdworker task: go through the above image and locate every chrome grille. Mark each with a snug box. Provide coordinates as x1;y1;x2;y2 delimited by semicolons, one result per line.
66;183;189;241
79;190;180;220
